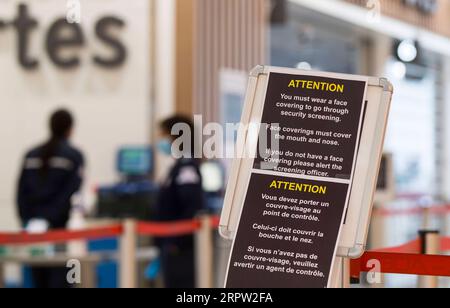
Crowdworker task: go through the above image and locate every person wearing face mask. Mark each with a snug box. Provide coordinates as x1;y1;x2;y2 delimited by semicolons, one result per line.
17;109;84;288
155;115;205;288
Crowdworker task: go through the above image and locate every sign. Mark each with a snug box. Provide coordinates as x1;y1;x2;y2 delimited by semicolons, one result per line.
0;3;126;70
224;70;369;288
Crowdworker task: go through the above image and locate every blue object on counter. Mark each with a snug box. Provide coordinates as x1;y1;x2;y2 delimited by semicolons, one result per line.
22;267;34;288
145;257;161;281
88;238;118;288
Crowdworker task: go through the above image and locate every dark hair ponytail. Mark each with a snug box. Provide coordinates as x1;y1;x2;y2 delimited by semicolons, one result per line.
40;110;74;174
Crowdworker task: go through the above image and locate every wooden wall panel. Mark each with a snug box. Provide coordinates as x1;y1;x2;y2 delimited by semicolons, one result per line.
176;0;195;115
176;0;268;122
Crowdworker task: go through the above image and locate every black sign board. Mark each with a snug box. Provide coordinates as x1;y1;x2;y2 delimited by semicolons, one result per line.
225;72;368;288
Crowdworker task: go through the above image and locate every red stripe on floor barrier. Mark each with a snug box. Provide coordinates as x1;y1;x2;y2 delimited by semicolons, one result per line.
377;207;424;216
0;216;222;246
441;237;450;252
137;220;201;237
211;216;220;228
0;225;123;246
136;216;220;237
351;252;450;278
377;205;450;217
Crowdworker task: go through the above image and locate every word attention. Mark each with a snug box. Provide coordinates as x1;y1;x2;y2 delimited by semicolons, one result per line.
288;79;345;93
269;180;327;195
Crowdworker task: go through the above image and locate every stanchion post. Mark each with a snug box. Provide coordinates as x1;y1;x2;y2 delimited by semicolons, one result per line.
195;215;213;288
80;261;96;289
369;206;385;249
329;257;350;288
418;230;440;288
120;219;137;288
342;258;351;288
369;205;385;288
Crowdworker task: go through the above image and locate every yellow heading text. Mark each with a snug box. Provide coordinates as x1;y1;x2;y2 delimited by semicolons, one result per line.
288;79;344;93
269;180;327;195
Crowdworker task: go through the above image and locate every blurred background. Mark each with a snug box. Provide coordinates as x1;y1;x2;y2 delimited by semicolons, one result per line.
0;0;450;288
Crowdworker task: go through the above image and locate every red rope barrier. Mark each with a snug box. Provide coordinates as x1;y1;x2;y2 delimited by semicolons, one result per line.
441;237;450;252
351;236;450;279
377;205;450;217
137;220;201;237
210;216;220;228
0;225;123;246
0;216;222;246
351;252;450;278
1;214;449;279
377;207;424;216
431;206;450;215
136;216;221;237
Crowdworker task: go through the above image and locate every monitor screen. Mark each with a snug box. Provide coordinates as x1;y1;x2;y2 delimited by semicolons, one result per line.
117;147;152;176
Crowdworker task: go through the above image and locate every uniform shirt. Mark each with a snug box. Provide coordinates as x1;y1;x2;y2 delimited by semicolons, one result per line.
17;140;84;229
156;158;205;247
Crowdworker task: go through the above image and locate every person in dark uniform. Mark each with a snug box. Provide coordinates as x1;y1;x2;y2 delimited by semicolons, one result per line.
17;109;84;288
156;115;205;288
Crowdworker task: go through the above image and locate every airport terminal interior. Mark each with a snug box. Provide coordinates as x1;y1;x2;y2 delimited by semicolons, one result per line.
1;0;450;289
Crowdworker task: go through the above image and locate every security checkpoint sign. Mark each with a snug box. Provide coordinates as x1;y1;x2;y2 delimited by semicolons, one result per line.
225;72;368;288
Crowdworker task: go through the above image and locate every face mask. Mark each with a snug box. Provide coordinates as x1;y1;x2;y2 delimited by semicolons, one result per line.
157;139;172;156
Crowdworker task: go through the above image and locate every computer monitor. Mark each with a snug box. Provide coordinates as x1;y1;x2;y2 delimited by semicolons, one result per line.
117;147;153;176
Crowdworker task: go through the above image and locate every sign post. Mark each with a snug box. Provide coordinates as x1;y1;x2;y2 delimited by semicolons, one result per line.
221;66;393;288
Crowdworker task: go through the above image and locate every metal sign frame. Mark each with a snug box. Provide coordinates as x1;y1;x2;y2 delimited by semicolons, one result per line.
219;65;393;258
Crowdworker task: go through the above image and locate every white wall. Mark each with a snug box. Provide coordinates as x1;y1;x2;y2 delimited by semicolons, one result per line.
154;0;176;182
0;0;151;230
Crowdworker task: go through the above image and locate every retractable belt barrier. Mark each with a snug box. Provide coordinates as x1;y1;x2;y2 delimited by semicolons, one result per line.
137;216;220;237
0;216;221;246
441;237;450;252
2;216;450;285
377;204;450;217
351;236;450;279
351;252;450;278
0;225;123;246
0;216;220;289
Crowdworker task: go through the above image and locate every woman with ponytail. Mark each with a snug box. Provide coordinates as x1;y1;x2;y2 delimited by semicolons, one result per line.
17;109;85;288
